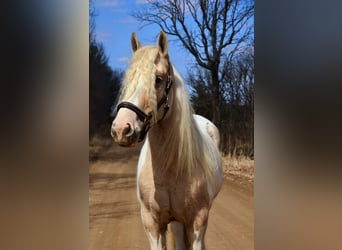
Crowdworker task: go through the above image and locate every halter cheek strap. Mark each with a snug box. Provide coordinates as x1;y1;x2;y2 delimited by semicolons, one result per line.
156;74;173;121
116;66;173;143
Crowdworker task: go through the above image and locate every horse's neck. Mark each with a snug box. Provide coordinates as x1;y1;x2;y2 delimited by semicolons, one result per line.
147;92;182;172
148;99;178;150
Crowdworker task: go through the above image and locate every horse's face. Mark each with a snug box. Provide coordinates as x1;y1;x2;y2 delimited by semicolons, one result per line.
111;31;172;147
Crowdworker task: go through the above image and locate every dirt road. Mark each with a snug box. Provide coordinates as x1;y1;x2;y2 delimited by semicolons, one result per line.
89;144;254;249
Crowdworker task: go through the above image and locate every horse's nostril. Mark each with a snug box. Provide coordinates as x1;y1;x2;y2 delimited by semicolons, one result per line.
122;123;134;137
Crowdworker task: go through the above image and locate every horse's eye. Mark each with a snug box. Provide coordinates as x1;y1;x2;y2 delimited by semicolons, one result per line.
155;76;163;86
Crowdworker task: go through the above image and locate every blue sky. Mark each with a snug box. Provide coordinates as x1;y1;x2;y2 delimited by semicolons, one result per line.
93;0;192;77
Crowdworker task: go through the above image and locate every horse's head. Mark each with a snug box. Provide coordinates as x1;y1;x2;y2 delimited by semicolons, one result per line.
111;30;173;147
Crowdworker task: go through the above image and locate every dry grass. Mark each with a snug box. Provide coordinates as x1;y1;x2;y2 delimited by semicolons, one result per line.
222;155;254;187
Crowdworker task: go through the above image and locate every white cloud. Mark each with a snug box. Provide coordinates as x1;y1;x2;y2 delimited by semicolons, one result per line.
135;0;149;4
98;0;122;7
117;16;137;24
95;32;111;43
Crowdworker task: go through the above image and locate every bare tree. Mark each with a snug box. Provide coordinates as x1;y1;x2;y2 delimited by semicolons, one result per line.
89;0;97;43
134;0;254;125
222;46;254;107
190;46;254;155
220;47;254;155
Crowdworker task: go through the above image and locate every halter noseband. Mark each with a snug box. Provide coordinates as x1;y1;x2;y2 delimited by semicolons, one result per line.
116;66;173;142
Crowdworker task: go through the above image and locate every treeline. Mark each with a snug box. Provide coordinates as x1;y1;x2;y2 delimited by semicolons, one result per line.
89;40;122;137
190;48;254;157
89;1;122;138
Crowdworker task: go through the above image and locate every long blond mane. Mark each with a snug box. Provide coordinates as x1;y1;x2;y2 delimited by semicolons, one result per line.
155;67;220;185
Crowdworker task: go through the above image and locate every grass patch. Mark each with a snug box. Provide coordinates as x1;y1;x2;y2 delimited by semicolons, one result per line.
222;155;254;187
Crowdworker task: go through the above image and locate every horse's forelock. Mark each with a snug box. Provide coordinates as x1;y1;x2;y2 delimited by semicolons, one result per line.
119;47;160;121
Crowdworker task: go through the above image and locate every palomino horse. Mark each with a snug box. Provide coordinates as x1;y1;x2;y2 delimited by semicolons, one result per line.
111;31;223;250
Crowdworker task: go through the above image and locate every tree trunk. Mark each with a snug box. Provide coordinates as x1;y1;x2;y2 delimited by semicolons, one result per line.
211;67;220;127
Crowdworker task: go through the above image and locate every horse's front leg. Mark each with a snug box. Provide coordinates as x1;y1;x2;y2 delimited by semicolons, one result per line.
186;208;209;250
186;225;207;250
170;221;186;250
141;205;166;250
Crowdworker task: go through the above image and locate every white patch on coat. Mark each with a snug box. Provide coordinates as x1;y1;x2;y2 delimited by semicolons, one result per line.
191;227;206;250
193;114;223;200
146;231;164;250
193;114;220;146
136;140;148;202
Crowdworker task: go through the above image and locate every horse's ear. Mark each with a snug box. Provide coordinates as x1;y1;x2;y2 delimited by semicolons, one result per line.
157;30;168;56
130;32;141;53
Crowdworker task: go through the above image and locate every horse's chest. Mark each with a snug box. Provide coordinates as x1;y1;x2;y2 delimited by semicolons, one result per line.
138;167;209;220
138;171;172;210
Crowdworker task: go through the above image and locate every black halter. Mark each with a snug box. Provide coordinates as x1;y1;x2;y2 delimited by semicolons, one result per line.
116;66;173;142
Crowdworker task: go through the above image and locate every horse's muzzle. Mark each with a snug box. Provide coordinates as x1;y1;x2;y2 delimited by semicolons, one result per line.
111;122;139;147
